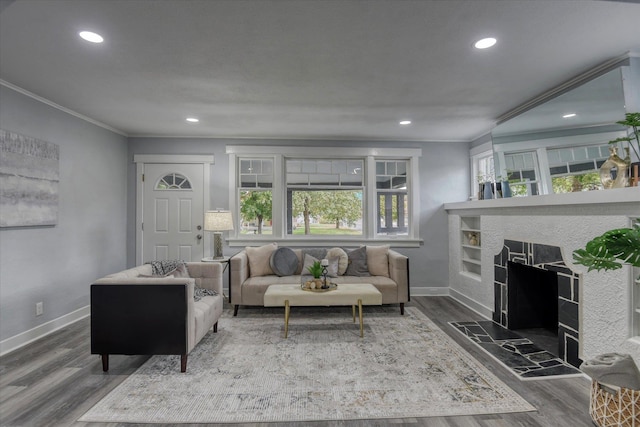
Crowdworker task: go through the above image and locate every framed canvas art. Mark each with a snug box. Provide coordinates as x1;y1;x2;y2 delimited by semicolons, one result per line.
0;129;59;227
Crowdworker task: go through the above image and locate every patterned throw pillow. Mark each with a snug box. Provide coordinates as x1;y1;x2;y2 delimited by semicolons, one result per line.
344;247;370;277
302;254;339;277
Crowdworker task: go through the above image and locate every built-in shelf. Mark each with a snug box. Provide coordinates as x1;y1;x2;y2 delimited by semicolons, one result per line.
460;216;481;280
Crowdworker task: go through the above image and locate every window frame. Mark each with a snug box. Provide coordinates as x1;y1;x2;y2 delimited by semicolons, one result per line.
227;145;422;247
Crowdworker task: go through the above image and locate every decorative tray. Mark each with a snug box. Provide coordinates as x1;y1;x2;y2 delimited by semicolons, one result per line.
301;282;338;292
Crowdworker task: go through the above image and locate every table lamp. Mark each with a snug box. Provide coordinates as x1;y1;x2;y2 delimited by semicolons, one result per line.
204;210;234;259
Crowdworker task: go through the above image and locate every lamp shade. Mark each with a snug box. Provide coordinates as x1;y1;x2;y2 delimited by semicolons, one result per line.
204;210;234;231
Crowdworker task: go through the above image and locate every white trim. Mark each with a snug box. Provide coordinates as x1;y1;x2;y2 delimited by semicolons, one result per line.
449;288;494;319
445;186;640;211
134;154;215;164
0;306;90;357
411;287;450;297
0;79;127;136
470;140;493;157
226;145;422;158
135;157;213;264
227;237;422;247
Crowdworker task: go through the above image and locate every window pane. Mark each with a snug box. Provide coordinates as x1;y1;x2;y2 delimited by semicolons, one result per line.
376;176;391;189
239;190;272;235
287;190;362;235
376;161;385;175
377;192;408;235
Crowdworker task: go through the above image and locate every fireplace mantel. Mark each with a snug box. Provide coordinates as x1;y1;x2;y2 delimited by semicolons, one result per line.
446;192;640;366
445;186;638;212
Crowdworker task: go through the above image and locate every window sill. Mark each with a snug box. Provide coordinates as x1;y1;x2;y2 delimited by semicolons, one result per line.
227;237;422;248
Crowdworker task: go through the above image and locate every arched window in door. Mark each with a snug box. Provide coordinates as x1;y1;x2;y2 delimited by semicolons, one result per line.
155;173;192;190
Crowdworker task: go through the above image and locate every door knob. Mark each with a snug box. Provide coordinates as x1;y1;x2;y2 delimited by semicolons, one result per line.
196;234;202;240
197;225;202;230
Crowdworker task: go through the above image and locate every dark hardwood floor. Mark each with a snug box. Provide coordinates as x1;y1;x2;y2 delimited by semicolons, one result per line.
0;296;593;426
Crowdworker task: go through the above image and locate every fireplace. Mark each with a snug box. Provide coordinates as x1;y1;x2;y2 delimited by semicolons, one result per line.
507;262;558;331
494;240;581;368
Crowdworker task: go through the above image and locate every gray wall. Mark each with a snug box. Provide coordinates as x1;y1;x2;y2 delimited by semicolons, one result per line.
0;85;128;342
128;137;471;291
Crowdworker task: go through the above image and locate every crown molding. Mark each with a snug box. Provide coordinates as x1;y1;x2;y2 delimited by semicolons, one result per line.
0;79;127;136
496;53;632;126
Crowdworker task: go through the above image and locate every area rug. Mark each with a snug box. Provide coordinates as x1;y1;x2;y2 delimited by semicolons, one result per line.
79;307;535;423
450;320;583;380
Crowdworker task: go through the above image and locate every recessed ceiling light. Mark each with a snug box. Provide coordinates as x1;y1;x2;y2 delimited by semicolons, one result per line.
563;113;577;118
186;117;199;123
79;31;104;43
399;120;412;125
474;37;497;49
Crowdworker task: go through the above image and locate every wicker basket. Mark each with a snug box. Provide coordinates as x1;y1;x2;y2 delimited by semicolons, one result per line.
590;380;640;426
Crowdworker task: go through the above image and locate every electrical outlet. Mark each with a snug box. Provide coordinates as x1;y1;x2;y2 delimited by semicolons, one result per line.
36;302;43;316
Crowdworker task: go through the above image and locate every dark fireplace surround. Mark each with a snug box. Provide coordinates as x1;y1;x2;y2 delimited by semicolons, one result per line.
494;240;581;368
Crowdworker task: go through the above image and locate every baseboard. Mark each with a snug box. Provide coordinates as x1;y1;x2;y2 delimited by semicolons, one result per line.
0;305;90;357
411;287;450;297
448;289;493;320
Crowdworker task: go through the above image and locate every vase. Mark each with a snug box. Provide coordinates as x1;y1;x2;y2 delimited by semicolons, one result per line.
501;180;512;198
483;182;493;199
599;146;628;189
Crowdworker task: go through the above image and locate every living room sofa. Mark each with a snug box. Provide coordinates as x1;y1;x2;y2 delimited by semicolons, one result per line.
230;244;409;316
90;262;224;372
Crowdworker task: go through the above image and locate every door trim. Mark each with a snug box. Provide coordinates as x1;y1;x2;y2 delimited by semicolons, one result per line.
135;155;214;265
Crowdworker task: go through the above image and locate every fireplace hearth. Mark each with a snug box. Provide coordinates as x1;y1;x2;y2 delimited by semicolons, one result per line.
494;240;581;368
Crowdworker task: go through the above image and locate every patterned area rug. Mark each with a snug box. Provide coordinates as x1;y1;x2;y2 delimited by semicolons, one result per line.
79;307;535;423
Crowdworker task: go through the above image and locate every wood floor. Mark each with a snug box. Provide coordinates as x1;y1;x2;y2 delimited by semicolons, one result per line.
0;296;594;427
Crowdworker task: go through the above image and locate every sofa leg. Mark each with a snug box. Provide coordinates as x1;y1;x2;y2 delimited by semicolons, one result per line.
101;354;109;372
233;305;239;316
213;321;218;333
181;354;187;373
400;303;405;315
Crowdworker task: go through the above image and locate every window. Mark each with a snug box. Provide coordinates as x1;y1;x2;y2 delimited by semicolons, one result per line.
286;159;363;236
238;159;273;235
156;173;192;190
547;144;610;193
227;146;421;244
503;151;541;197
376;160;408;235
632;217;640;338
470;149;494;199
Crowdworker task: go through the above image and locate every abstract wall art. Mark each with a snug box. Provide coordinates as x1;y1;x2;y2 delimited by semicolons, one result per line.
0;129;59;227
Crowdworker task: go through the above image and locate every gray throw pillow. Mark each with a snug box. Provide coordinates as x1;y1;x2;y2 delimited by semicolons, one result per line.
345;247;370;276
270;247;299;276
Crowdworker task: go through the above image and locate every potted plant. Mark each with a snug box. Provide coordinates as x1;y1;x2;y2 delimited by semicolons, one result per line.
573;220;640;275
608;112;640;186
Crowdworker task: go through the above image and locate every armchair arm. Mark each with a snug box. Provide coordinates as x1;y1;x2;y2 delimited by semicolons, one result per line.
388;249;410;303
90;280;194;357
186;262;224;294
230;250;249;304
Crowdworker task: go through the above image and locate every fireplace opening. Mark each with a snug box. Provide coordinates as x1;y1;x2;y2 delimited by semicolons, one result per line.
507;261;559;354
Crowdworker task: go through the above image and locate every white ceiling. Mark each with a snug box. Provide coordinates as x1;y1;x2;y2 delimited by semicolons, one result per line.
1;0;639;142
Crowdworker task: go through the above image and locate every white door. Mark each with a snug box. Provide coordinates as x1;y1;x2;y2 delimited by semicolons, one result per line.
142;163;205;262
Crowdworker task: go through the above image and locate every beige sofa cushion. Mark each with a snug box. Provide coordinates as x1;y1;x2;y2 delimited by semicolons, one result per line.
365;245;390;277
246;243;278;277
327;247;348;275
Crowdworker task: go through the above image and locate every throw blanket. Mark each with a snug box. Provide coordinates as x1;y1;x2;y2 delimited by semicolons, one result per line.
148;260;218;302
149;260;187;277
581;353;640;389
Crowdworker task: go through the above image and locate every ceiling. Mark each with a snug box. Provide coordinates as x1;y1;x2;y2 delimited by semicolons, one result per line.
1;0;639;142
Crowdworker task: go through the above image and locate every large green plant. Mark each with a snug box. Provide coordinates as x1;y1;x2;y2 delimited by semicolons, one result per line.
573;221;640;276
